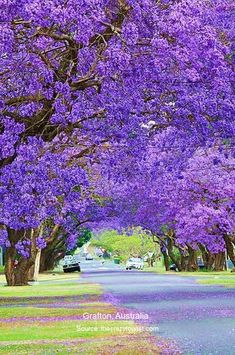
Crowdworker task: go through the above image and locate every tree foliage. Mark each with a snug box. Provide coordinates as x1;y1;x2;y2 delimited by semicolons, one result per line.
0;0;234;283
91;229;157;261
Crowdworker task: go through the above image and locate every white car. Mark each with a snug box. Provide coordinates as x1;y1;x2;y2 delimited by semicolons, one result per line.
63;255;80;273
126;258;144;270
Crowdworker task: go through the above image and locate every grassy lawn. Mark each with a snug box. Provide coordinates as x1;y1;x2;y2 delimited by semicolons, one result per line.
0;335;161;355
144;263;235;276
0;273;162;354
0;319;143;341
197;275;235;287
143;263;235;288
0;281;100;298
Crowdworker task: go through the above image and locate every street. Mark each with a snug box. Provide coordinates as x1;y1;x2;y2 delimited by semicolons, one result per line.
80;259;235;355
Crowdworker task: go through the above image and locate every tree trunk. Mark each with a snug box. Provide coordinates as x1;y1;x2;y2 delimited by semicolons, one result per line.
214;252;225;271
28;226;44;281
162;250;170;271
39;225;63;272
223;235;235;267
28;249;41;281
33;249;41;281
14;259;34;286
167;238;183;271
5;246;16;286
199;244;215;270
160;242;170;271
4;228;39;286
186;246;198;271
179;253;187;271
40;237;65;272
28;264;35;281
40;247;60;272
199;244;211;270
207;252;214;270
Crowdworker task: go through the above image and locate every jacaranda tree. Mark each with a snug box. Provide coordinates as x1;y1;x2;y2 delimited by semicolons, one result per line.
95;132;235;271
0;0;234;284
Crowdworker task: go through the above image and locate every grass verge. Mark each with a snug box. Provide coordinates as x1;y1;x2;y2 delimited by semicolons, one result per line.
0;274;165;354
197;276;235;287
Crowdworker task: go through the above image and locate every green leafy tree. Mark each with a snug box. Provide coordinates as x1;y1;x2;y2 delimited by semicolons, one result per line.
91;229;158;262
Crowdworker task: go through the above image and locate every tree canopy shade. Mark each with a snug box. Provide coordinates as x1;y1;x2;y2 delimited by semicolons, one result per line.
0;0;234;284
1;0;234;158
96;134;235;271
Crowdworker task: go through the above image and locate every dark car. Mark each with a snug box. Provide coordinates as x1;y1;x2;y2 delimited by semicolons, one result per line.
85;253;93;260
197;257;205;270
170;263;178;271
170;258;205;272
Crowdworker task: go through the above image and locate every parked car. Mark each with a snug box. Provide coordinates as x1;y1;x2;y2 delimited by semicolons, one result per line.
63;255;80;273
170;263;178;271
95;248;103;257
126;258;144;270
197;257;205;270
170;259;205;271
85;254;93;260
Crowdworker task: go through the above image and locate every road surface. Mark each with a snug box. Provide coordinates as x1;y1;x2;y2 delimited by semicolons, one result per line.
80;259;235;355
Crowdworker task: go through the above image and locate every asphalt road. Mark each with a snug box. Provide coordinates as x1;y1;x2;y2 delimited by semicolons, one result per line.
80;259;235;355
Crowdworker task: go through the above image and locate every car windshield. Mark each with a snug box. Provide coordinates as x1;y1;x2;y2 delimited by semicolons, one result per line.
129;258;142;262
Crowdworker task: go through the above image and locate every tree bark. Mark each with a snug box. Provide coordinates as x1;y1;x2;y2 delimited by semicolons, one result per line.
28;264;35;281
199;250;225;271
5;246;16;286
159;241;170;271
14;259;34;286
186;246;198;271
179;252;187;271
33;249;41;281
162;250;170;271
28;225;44;281
214;252;225;271
167;237;183;271
223;235;235;267
4;228;39;286
28;249;41;281
199;244;211;270
40;234;65;272
207;251;214;270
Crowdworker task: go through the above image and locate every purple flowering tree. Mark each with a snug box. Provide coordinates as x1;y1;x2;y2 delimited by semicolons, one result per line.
173;146;235;270
95;132;235;271
0;0;234;284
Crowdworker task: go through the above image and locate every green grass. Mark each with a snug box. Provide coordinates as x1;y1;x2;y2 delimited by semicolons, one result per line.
0;272;67;285
143;262;234;277
0;334;160;355
197;276;235;287
0;284;100;298
0;282;101;298
0;319;139;341
0;275;161;354
143;263;166;273
0;343;75;355
0;305;117;319
176;269;233;276
143;263;235;289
